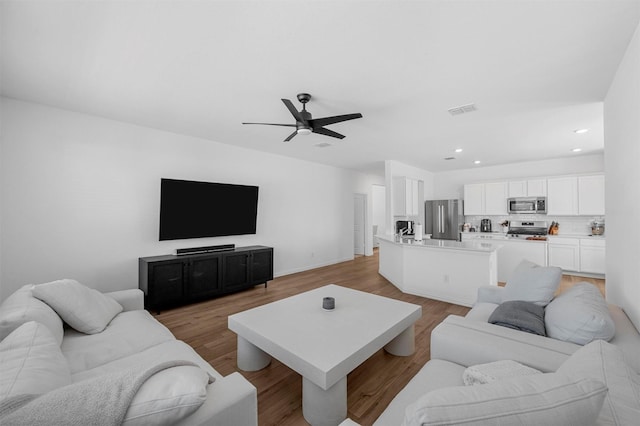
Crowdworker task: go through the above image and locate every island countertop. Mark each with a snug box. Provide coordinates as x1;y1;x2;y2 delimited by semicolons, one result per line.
376;234;500;253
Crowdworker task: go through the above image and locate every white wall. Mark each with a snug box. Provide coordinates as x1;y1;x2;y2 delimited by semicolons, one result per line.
0;98;381;300
604;22;640;330
372;184;386;241
433;154;604;200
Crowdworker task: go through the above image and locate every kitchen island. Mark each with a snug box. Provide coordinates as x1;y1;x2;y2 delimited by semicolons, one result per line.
377;235;500;307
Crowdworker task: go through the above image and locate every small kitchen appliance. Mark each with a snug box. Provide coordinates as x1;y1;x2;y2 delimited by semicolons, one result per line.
591;220;605;236
480;219;492;233
507;197;547;214
507;221;548;239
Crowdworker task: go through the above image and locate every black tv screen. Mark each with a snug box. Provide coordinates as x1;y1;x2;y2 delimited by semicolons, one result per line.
159;178;259;241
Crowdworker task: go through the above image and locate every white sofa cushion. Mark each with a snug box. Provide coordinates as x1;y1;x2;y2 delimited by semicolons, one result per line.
545;282;615;345
502;260;562;306
0;284;64;345
463;360;542;386
0;321;72;399
32;279;123;334
62;310;176;374
558;339;640;425
124;365;210;425
402;373;606;426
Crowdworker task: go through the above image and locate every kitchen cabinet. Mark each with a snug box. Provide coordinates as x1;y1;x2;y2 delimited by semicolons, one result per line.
463;182;507;215
393;177;421;216
580;238;606;274
548;237;580;271
496;239;547;282
508;179;547;197
578;175;605;215
139;246;273;311
547;177;578;215
463;184;484;215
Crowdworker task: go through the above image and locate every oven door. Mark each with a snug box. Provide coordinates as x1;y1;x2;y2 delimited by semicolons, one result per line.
507;198;536;214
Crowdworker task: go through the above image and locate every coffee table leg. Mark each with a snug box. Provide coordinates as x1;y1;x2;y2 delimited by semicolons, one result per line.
302;376;347;426
384;324;415;356
236;336;271;371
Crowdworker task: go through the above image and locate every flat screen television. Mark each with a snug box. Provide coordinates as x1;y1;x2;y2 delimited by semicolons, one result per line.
159;178;259;241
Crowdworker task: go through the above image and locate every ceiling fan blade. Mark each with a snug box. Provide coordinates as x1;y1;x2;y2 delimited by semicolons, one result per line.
309;113;362;128
281;99;304;122
284;131;298;142
312;127;345;139
242;122;296;127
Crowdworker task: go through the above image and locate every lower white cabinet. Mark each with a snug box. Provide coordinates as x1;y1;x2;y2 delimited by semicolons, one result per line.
548;237;580;271
496;239;547;282
580;239;606;274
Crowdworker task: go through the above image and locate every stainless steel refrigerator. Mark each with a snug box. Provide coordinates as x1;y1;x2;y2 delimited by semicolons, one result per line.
425;200;464;241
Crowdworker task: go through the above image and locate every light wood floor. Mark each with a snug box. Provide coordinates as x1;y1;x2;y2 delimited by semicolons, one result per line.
154;250;605;425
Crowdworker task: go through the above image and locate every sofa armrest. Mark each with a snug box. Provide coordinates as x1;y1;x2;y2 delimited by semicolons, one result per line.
476;286;504;304
430;315;579;372
178;372;257;426
106;289;144;312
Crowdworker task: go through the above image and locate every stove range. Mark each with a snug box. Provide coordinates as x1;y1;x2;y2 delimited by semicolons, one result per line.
507;220;548;238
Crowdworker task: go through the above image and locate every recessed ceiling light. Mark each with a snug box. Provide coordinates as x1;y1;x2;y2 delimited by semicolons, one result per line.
574;128;589;134
571;148;582;152
473;160;481;165
455;148;463;153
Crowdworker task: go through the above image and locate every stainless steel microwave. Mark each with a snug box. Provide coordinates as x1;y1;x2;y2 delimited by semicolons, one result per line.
507;197;547;214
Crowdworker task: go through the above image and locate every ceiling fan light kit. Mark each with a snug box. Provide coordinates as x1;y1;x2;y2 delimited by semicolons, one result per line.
243;93;362;142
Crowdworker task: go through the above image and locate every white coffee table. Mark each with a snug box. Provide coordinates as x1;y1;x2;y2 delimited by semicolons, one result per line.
228;284;422;426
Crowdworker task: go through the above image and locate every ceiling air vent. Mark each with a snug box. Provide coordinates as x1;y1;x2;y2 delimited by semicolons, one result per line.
448;103;477;116
314;142;332;148
444;156;456;160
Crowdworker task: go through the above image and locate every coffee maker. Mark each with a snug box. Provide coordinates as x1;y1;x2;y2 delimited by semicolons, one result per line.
480;218;492;233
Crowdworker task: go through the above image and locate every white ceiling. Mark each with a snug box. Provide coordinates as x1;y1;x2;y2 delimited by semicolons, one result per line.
2;1;639;175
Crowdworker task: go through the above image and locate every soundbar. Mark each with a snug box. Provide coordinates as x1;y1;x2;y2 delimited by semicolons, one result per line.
176;244;236;255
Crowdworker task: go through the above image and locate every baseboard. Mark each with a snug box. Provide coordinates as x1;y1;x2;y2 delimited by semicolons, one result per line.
274;256;355;278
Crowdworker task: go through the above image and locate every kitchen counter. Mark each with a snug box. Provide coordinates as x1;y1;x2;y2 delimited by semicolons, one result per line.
377;235;498;307
378;235;500;252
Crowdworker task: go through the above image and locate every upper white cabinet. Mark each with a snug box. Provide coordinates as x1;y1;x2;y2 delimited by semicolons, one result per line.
578;175;605;215
547;176;579;215
464;182;507;215
508;179;547;197
394;177;421;216
463;183;484;215
484;182;508;215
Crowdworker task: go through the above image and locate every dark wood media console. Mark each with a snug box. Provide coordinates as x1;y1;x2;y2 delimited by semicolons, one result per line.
139;245;273;312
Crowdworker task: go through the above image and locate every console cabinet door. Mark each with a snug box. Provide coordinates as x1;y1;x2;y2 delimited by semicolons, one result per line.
222;252;250;291
250;248;274;285
187;255;222;298
148;260;185;308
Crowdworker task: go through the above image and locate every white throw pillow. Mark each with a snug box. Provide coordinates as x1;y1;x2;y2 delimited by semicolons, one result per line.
0;321;72;399
463;360;542;386
0;284;64;345
32;279;123;334
402;373;606;426
123;365;210;425
502;260;562;306
545;282;615;345
558;339;640;425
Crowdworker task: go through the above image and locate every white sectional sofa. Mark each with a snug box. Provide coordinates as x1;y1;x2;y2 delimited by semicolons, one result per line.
0;281;257;425
373;281;640;426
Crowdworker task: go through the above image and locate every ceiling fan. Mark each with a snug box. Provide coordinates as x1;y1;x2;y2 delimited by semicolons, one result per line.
242;93;363;142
